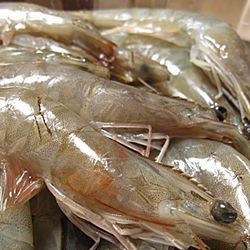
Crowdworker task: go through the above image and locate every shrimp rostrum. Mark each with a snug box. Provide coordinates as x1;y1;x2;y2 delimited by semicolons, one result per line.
0;87;247;249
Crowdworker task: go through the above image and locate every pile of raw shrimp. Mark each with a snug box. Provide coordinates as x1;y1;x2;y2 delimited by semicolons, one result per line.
0;3;250;250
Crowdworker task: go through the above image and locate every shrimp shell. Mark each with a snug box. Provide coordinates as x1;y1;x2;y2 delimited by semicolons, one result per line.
0;87;245;249
160;138;250;237
80;8;250;122
0;3;116;62
104;33;240;126
0;63;248;159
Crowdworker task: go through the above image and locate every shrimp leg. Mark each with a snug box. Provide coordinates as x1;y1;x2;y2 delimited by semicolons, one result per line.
0;63;248;159
0;156;44;211
0;87;246;249
47;182;138;250
94;122;153;157
57;200;122;250
93;121;171;159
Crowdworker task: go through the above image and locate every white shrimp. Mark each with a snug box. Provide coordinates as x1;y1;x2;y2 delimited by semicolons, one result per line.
80;8;250;123
0;87;246;249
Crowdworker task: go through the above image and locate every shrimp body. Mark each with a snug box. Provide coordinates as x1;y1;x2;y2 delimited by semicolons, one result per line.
0;87;245;249
105;33;240;126
0;63;249;159
11;33;168;84
82;8;250;121
12;34;98;63
0;3;115;62
0;46;110;78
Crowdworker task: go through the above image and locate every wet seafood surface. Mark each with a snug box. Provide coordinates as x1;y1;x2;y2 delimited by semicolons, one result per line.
0;3;249;250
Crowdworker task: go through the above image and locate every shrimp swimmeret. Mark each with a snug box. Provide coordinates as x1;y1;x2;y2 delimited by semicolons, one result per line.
0;87;246;249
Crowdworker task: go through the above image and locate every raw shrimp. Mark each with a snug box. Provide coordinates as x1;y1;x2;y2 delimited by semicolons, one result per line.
11;34;168;84
80;8;250;122
0;202;33;249
158;138;250;238
0;3;116;62
10;34;111;78
105;33;240;126
0;63;249;159
0;87;246;249
12;34;98;62
0;46;110;78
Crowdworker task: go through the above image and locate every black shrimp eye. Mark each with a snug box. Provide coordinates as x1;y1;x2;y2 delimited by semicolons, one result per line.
214;105;228;121
211;200;237;224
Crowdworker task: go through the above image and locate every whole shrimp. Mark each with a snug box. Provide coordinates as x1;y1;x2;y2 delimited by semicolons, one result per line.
80;8;250;124
0;87;246;249
0;63;249;159
0;2;116;62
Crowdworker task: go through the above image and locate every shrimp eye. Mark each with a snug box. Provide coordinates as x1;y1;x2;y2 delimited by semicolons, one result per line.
211;200;237;224
215;106;227;121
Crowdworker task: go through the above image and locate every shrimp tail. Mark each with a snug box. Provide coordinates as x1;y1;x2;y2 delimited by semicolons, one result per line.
0;155;44;211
